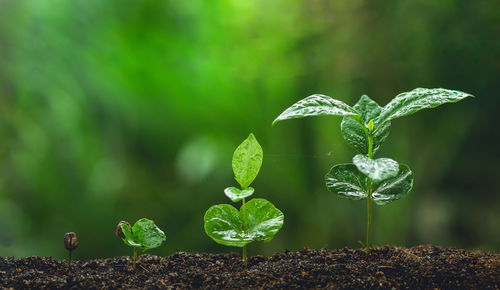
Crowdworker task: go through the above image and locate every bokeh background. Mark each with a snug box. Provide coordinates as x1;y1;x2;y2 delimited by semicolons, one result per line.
0;0;499;260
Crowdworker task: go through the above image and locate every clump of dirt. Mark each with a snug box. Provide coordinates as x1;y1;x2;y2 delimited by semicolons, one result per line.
1;245;498;289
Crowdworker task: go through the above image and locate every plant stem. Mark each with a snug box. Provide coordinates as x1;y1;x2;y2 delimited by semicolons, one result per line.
133;247;137;270
68;250;72;267
366;182;372;254
366;133;374;254
242;197;248;267
242;245;247;267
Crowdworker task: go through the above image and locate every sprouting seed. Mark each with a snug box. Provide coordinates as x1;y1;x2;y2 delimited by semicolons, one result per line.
116;221;130;239
116;219;166;269
64;232;78;266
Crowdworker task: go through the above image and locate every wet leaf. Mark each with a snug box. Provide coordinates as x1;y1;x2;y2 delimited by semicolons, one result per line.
232;133;263;189
273;94;359;125
224;187;254;202
352;154;399;182
121;218;166;251
242;198;284;242
325;163;412;205
341;95;390;155
204;199;284;247
376;88;473;129
372;164;413;205
204;204;249;247
325;164;368;200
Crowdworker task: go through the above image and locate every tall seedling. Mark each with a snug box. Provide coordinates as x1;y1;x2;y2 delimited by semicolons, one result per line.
204;133;284;266
273;88;473;253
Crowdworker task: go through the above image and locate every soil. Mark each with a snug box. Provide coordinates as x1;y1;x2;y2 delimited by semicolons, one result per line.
1;245;498;289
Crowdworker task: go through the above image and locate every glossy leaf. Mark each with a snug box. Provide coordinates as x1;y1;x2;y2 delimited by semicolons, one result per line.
352;154;399;182
273;94;359;125
376;88;474;129
232;133;263;189
204;204;249;247
372;164;413;205
224;186;254;202
120;218;166;251
341;95;390;155
325;163;412;205
204;199;284;247
325;164;368;200
242;198;284;243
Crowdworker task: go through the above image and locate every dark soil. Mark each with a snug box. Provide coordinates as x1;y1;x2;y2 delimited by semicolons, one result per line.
1;245;499;289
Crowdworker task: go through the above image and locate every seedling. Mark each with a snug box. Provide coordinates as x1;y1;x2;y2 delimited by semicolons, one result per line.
273;88;473;253
204;133;284;266
63;232;78;266
116;218;166;269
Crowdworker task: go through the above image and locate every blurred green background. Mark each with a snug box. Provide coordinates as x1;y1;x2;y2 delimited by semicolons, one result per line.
0;0;499;260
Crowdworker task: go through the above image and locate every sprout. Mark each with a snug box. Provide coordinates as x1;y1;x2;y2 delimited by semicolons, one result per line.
204;134;284;266
63;232;78;266
116;218;166;269
273;88;473;253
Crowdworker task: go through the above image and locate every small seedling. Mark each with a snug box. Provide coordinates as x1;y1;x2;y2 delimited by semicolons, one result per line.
116;218;166;269
204;133;284;266
63;232;78;266
273;88;473;253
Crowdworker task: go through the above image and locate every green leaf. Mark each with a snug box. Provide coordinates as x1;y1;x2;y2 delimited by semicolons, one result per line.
241;198;284;243
341;95;390;155
224;187;255;203
376;88;474;129
204;204;249;247
121;218;166;251
204;199;284;247
232;133;263;189
120;223;142;248
352;154;399;182
372;164;413;205
325;164;368;200
273;94;359;125
325;163;412;205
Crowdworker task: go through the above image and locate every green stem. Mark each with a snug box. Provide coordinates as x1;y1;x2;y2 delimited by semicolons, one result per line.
242;197;248;267
133;247;137;270
366;181;372;254
242;245;247;267
366;133;374;254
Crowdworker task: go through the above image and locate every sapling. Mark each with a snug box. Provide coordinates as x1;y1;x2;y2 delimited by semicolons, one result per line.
63;232;78;266
204;133;284;266
273;88;473;253
116;218;166;269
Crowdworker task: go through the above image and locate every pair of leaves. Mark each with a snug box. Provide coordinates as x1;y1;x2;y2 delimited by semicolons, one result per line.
273;88;473;155
204;198;284;247
225;133;263;202
340;95;390;155
325;162;413;205
325;154;410;204
120;218;166;251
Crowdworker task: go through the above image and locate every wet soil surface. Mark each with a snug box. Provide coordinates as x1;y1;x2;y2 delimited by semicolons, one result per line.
1;245;499;289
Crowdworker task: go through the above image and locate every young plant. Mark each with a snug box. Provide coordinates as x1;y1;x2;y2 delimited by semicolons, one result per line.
63;232;78;267
273;88;473;253
116;218;166;269
204;133;284;266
